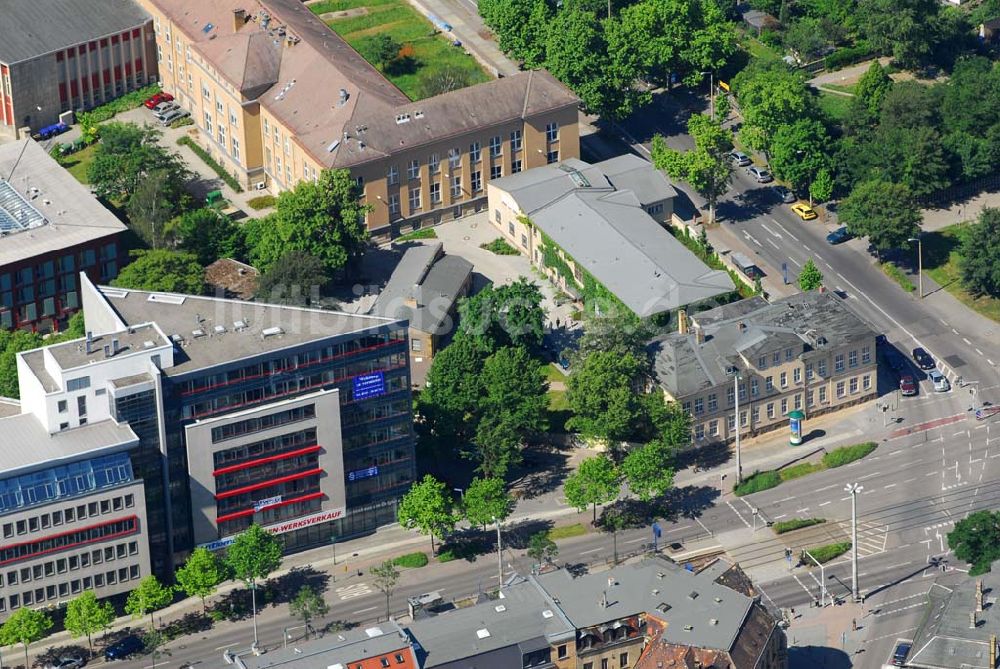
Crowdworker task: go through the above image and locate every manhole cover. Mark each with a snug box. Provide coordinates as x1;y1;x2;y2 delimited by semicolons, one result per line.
944;354;966;368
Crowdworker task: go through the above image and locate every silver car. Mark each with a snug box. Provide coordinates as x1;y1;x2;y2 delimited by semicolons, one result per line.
928;370;950;393
747;166;773;183
151;101;177;115
729;151;751;167
159;109;190;126
45;657;85;669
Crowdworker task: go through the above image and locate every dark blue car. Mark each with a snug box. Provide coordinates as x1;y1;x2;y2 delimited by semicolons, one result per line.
37;123;69;140
826;226;851;244
105;635;144;661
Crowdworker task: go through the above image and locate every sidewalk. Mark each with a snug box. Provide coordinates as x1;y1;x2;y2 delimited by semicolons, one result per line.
921;189;1000;232
785;599;867;669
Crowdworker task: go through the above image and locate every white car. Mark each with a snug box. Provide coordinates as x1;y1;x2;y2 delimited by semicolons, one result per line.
159;109;190;126
151;101;178;116
45;657;85;669
928;370;950;393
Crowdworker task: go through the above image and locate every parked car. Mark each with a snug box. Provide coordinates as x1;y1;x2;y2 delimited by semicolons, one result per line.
928;370;950;392
891;642;911;666
746;166;773;183
152;102;179;118
143;92;174;109
45;657;85;669
899;375;918;396
790;202;818;220
159;109;190;126
912;347;935;370
37;123;69;140
826;226;851;244
729;151;751;167
105;635;143;661
771;185;795;203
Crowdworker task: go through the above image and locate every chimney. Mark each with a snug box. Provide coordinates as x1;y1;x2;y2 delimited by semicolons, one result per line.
103;344;111;359
694;324;705;345
977;580;985;612
338;88;349;106
85;331;93;355
111;338;120;355
678;309;688;335
233;8;248;31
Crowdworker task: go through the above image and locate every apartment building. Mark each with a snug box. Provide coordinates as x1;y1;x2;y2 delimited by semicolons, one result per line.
0;0;155;137
649;293;879;445
0;140;128;333
137;0;580;237
236;620;418;669
488;156;734;318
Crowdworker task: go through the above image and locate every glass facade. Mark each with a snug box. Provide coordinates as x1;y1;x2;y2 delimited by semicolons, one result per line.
0;453;132;515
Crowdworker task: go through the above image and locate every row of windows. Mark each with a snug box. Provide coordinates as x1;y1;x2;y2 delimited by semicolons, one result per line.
0;245;116;292
341;399;411;428
346;653;409;669
2;493;135;539
343;419;411;452
1;540;139;587
757;345;871;372
0;452;133;516
215;453;320;492
216;476;321;518
387;132;528;185
0;565;141;613
0;516;138;566
213;429;317;468
210;405;316;443
218;495;322;541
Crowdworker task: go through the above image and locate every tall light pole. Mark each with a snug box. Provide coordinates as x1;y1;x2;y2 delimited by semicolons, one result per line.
908;237;923;299
845;483;863;602
804;549;828;607
492;516;503;589
733;373;743;485
700;71;715;120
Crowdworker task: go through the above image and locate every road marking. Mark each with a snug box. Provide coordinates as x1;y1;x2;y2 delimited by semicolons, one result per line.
836;271;847;281
940;318;948;326
990;360;996;366
726;500;753;529
868;627;919;643
214;643;237;651
788;257;802;268
926;472;937;476
336;583;373;600
774;513;787;520
884;483;897;489
963;338;972;345
777;495;797;502
767;239;781;250
761;222;782;238
581;547;602;555
903;478;916;484
796;507;811;513
625;536;645;544
859;471;882;480
351;605;378;614
977;348;984;356
953;328;960;335
819;501;831;506
803;244;811;250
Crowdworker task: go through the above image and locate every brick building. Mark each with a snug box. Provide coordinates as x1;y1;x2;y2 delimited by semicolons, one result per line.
0;0;156;137
136;0;580;238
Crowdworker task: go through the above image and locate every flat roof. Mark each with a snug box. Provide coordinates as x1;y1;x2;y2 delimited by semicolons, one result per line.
0;141;127;268
0;0;150;64
239;621;415;669
0;415;138;475
98;287;402;375
47;323;170;371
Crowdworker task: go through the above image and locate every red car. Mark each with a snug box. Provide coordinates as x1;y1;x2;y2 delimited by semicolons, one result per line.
143;92;174;109
900;375;917;396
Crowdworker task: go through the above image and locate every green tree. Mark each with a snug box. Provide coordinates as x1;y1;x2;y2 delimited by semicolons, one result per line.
473;412;526;482
783;18;829;62
947;510;1000;575
652;114;733;224
112;249;206;294
809;167;835;203
797;258;824;291
571;311;651;363
563;455;621;522
855;60;894;119
0;330;43;398
457;279;546;353
417;336;487;439
416;65;476;98
244;169;370;274
397;474;457;552
64;592;115;657
839;179;921;254
175;547;226;612
768;118;831;198
732;60;814;154
365;34;402;69
256;250;329;305
370;560;400;620
620;440;676;502
856;0;938;68
289;585;329;636
0;607;53;668
88;122;189;205
126;170;176;249
643;393;692;447
225;524;284;640
169;208;245;266
960;208;1000;298
462;476;514;529
480;0;551;68
125;575;174;630
566;350;644;444
527;531;558;566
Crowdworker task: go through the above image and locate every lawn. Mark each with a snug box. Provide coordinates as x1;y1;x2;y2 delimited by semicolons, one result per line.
816;91;853;123
822;83;857;95
743;36;782;62
312;0;491;101
548;523;588;540
547;388;571;433
543;363;567;384
923;224;1000;323
56;143;99;184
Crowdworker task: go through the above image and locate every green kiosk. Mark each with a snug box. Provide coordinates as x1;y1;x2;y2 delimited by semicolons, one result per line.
788;410;805;446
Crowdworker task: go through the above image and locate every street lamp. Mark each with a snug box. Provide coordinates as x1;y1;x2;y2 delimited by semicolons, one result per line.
803;549;828;607
844;483;863;602
732;373;743;485
492;516;503;589
908;237;923;299
700;71;715;120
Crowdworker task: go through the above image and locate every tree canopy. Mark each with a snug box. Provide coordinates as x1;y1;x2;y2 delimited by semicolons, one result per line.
462;476;514;528
125;575;174;629
620;439;676;502
256;250;329;305
652;114;733;223
566;350;645;444
732;60;814;155
839;179;921;253
457;279;546;353
0;606;53;668
169;208;245;266
960;208;1000;298
226;524;283;585
64;592;116;656
397;474;456;552
564;455;621;522
797;259;824;291
948;510;1000;575
111;249;206;295
175;547;227;612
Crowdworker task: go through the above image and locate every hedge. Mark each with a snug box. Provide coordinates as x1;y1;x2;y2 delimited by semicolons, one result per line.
77;83;162;124
734;470;782;496
822;442;878;468
779;461;823;481
772;518;826;534
806;542;851;564
824;42;874;71
392;552;429;568
480;237;519;255
247;195;277;210
176;136;244;192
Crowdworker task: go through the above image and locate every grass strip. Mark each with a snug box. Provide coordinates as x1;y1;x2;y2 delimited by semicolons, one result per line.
480;238;520;255
772;518;826;534
822;441;877;468
392;551;429;568
734;442;879;496
396;227;437;241
806;541;851;564
176;136;244;192
548;523;587;540
879;261;916;293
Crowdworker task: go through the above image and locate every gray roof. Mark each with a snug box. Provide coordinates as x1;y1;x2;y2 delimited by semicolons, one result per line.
651;292;878;398
597;154;678;206
0;0;150;64
535;557;753;651
0;141;127;268
95;286;401;376
908;580;998;669
406;577;575;667
493;158;732;317
238;621;415;669
0;415;138;475
371;243;473;335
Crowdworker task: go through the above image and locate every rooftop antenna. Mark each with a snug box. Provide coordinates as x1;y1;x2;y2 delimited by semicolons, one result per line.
6;110;39;182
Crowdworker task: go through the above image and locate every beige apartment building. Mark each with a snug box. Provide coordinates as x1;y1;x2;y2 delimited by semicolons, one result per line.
138;0;580;238
649;293;878;445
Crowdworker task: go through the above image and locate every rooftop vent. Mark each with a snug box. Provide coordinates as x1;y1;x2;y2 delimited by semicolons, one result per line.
364;627;383;638
476;628;490;639
652;589;660;596
192;329;206;338
143;340;156;349
656;603;671;614
233;319;248;330
170;334;184;344
657;572;665;579
714;597;723;604
338;88;349;106
262;326;284;338
688;591;699;600
395;113;411;124
683;625;693;631
494;605;506;613
542;610;554;619
213;325;226;334
414;110;424;119
709;619;718;625
326;139;341;153
148;293;186;305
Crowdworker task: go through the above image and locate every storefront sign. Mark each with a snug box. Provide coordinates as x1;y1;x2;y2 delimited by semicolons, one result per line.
353;371;386;400
200;507;346;551
348;465;379;482
253;495;283;512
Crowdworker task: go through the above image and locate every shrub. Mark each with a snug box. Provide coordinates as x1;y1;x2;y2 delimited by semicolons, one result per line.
734;470;782;496
78;84;162;124
169;116;194;129
824;42;873;70
880;262;916;292
822;442;878;468
396;227;437;241
773;518;826;534
436;549;456;563
247;195;277;210
392;552;429;568
779;462;823;481
806;541;852;564
176;136;244;192
480;238;519;255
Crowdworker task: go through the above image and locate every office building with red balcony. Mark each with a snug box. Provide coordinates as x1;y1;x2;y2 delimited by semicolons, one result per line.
0;0;156;138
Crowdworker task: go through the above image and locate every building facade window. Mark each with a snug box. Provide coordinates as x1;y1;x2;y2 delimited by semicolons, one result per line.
430;182;441;204
849;350;858;368
451;175;462;198
512;159;522;173
489;135;502;157
407;159;420;180
387;165;398;185
429;153;440;174
408;186;421;212
471;171;482;192
490;164;502;180
862;345;871;364
694;398;704;415
707;393;717;412
388;193;399;216
547;149;559;164
470;141;481;162
835;353;845;373
546;121;559;142
510;129;522;152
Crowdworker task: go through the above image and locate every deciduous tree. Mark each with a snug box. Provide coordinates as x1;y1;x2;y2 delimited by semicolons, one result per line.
856;0;938;68
175;547;226;612
797;258;824;291
457;279;546;353
948;510;1000;575
527;531;558;566
563;455;621;522
125;575;174;630
839;179;921;253
652;114;733;224
169;208;244;266
960;208;1000;298
462;477;514;529
732;60;814;154
0;607;53;668
289;585;329;637
418;336;487;439
370;561;400;621
64;592;115;657
397;475;457;552
566;350;644;444
256;250;329;305
620;440;676;502
854;60;894;119
768;118;831;197
111;249;206;294
225;524;283;641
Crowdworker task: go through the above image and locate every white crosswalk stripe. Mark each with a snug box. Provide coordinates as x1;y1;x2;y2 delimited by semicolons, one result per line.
837;520;888;557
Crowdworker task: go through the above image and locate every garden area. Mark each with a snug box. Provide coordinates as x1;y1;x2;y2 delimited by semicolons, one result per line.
309;0;490;101
922;222;1000;323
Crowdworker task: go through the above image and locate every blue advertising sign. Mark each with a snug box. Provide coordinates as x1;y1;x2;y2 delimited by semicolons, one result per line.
353;371;386;401
348;465;379;482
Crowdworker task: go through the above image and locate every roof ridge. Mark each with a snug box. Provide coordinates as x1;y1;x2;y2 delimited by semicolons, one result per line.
521;70;534;119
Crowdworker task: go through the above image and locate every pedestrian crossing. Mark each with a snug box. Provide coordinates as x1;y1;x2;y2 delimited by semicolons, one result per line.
837;519;887;557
